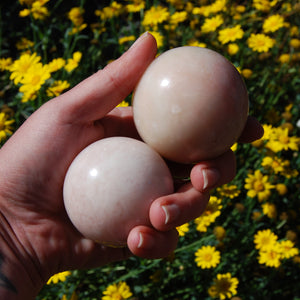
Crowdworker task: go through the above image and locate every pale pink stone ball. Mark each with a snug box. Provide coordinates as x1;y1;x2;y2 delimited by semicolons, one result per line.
133;46;249;163
63;137;173;246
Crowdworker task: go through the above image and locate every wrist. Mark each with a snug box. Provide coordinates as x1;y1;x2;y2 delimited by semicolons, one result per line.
0;210;44;299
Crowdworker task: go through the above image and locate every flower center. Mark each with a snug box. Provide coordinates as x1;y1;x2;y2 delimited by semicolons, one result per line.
254;181;264;192
205;210;211;215
153;12;162;20
279;135;289;144
272;161;280;168
261;237;271;246
204;253;212;261
269;250;278;260
256;39;266;47
219;279;231;292
111;293;122;300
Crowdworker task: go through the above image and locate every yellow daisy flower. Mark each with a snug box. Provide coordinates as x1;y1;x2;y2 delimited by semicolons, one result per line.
0;57;12;71
276;183;288;195
19;8;31;17
117;100;130;107
195;196;222;232
218;25;244;44
148;31;164;48
279;53;292;64
102;281;132;300
0;112;15;143
194;215;211;232
261;156;286;174
142;6;170;28
9;52;41;84
16;37;34;50
30;1;49;20
227;43;239;55
290;38;300;48
241;68;253;79
46;80;70;97
195;245;221;269
252;0;277;12
217;184;241;199
118;35;136;45
96;2;123;20
258;242;282;268
176;223;189;237
68;7;85;27
244;170;274;202
201;15;223;33
208;273;239;300
278;240;299;259
47;58;66;73
47;271;71;285
126;0;145;13
19;63;51;95
254;229;278;251
65;51;82;72
213;226;226;241
261;202;277;219
186;39;206;48
263;14;285;33
266;127;300;152
170;11;187;25
247;33;275;53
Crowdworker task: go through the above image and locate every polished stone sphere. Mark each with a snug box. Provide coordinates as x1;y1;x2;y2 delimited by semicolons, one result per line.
63;137;173;246
133;46;249;163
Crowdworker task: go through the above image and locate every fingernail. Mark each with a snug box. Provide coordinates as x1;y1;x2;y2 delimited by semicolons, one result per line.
202;168;220;190
137;232;155;249
129;32;149;50
162;204;180;225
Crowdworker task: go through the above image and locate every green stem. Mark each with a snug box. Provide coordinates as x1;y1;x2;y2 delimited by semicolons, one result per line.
30;13;38;50
175;234;215;254
51;0;64;13
114;235;214;283
36;91;43;109
115;259;162;283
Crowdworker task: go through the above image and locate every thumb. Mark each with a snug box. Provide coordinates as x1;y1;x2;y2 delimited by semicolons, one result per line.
58;32;157;123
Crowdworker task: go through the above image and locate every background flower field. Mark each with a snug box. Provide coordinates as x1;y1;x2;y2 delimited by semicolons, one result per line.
0;0;300;299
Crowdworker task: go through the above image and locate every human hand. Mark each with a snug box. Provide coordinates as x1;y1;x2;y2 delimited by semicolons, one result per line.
0;32;263;298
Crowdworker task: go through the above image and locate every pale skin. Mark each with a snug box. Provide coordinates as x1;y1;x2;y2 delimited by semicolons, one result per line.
0;33;263;299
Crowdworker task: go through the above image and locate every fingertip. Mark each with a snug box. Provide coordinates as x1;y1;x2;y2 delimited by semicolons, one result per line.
238;115;264;143
127;226;178;259
128;31;157;53
190;150;236;191
150;185;210;232
149;200;168;231
190;166;220;192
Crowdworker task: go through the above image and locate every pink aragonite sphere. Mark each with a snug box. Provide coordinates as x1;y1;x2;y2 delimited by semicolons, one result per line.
63;137;173;247
133;46;249;163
